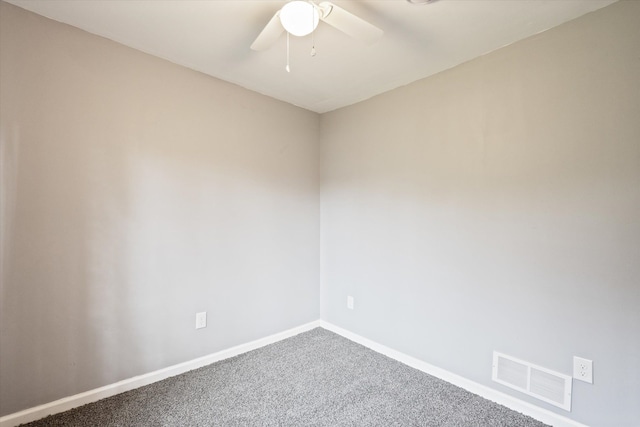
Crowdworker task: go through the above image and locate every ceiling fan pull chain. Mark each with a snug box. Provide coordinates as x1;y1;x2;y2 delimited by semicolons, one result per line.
286;32;291;73
311;6;316;57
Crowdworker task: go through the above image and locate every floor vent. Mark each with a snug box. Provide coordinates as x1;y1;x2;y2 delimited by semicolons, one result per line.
492;351;572;411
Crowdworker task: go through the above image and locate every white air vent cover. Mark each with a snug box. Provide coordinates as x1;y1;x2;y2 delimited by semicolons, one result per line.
492;352;572;411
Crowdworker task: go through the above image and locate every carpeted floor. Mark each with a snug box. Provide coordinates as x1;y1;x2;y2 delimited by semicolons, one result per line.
22;328;549;426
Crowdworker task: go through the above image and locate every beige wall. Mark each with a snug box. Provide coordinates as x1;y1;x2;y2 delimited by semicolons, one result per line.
0;2;320;416
320;1;639;425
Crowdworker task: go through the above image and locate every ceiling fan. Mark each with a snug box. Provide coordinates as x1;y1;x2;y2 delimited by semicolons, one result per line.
250;1;383;51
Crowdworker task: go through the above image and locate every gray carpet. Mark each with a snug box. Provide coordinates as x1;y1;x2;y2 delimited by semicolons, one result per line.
22;328;549;426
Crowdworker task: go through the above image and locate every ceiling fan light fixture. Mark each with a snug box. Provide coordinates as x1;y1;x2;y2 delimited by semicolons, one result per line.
280;1;320;37
406;0;438;4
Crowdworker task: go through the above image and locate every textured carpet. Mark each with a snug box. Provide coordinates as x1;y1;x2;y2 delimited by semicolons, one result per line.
22;328;549;426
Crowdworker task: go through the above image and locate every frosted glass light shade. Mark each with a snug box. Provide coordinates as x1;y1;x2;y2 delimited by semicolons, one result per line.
280;1;319;37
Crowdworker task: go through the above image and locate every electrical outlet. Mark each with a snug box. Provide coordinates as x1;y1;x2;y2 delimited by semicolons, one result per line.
347;295;354;310
195;312;207;329
573;356;593;383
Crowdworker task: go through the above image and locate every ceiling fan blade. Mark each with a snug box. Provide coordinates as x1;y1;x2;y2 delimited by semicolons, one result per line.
318;2;383;44
251;11;285;51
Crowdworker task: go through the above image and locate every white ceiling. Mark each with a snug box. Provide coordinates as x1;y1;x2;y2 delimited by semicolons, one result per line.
6;0;617;113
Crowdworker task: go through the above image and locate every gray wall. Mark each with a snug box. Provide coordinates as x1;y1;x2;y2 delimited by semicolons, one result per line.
0;2;319;416
320;1;639;426
2;1;639;425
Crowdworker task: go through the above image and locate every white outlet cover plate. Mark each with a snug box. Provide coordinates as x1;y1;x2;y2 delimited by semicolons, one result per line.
196;312;207;329
573;356;593;383
347;296;354;310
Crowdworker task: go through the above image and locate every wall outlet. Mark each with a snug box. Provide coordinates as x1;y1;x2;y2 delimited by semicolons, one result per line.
195;312;207;329
347;295;354;310
573;356;593;383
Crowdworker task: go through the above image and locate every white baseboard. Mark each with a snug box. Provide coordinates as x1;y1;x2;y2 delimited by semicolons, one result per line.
319;320;588;427
1;320;589;427
0;320;321;427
